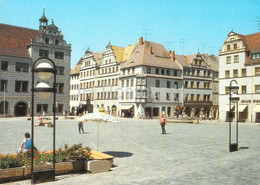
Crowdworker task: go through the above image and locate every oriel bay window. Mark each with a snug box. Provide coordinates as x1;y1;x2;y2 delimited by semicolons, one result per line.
15;81;28;92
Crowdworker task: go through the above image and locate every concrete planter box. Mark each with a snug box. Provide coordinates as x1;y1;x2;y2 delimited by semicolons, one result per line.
0;160;112;183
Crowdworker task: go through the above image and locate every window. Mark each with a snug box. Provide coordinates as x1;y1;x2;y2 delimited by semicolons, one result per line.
234;55;239;63
15;81;28;92
225;86;230;94
147;67;151;74
56;83;64;93
39;49;49;57
132;68;135;74
130;79;134;87
130;92;133;99
55;52;64;59
161;69;165;75
191;69;195;76
197;70;200;76
174;82;178;89
45;38;49;43
121;81;124;87
197;94;201;101
37;104;48;113
226;56;231;64
123;70;125;75
225;70;230;78
166;92;170;100
185;81;188;88
241;86;247;94
156;68;159;74
174;71;177;76
191;94;195;101
255;85;260;93
58;104;63;113
1;61;8;71
191;81;194;88
255;67;260;76
167;81;171;88
252;53;260;59
156;80;160;87
242;69;247;77
126;92;129;99
166;70;170;76
233;69;238;77
197;82;200;88
233;43;237;50
54;39;59;45
174;93;179;101
56;66;65;75
227;45;230;51
16;63;29;72
155;92;160;100
126;80;129;87
185;94;189;101
1;80;8;91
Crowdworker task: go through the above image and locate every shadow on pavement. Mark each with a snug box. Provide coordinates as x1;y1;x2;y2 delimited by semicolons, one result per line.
103;151;133;158
239;146;249;150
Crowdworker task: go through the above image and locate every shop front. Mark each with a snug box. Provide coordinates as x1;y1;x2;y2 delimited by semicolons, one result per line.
254;104;260;123
184;101;212;119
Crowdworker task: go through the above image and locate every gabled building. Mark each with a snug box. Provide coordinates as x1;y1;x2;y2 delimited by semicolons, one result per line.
0;10;71;117
70;37;219;119
219;31;260;122
176;52;219;119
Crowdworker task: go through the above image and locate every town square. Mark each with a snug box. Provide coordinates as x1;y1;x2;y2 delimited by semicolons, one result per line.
0;0;260;184
1;117;260;184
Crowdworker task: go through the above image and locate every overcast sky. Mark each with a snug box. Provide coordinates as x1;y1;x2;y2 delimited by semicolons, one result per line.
1;0;260;68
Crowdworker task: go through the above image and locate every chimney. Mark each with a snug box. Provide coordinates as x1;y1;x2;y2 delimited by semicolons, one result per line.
171;50;175;61
138;37;143;46
149;46;153;54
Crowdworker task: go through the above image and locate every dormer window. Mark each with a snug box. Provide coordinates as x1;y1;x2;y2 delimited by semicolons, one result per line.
252;53;260;59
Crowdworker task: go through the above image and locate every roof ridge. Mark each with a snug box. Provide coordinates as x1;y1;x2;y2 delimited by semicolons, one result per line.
0;23;38;32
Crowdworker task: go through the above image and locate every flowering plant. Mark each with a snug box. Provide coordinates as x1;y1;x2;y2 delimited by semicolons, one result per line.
0;144;91;169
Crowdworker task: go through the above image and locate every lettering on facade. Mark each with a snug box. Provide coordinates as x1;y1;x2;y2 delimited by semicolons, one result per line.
241;100;260;103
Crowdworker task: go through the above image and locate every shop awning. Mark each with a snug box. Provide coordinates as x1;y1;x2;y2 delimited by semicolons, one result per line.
238;105;248;112
223;105;234;111
253;105;260;112
120;105;133;110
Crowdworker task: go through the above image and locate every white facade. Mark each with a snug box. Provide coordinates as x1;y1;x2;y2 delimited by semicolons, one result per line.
219;31;260;122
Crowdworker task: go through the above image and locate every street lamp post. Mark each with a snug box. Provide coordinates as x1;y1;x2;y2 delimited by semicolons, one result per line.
31;57;57;184
229;79;239;152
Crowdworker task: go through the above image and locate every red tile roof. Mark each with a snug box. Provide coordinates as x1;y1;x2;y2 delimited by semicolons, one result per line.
0;23;39;58
238;32;260;52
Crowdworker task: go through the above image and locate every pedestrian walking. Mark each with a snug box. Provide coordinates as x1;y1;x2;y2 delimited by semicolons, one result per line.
77;113;84;134
160;111;167;134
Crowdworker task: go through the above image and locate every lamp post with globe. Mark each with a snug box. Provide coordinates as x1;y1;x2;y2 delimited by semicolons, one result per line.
31;57;57;183
229;79;240;152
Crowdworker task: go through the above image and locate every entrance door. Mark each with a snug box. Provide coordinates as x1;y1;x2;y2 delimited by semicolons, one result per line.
153;107;159;116
167;107;171;117
15;102;27;117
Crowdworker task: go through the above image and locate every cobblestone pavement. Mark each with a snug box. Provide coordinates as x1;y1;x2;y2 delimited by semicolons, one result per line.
1;117;260;185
